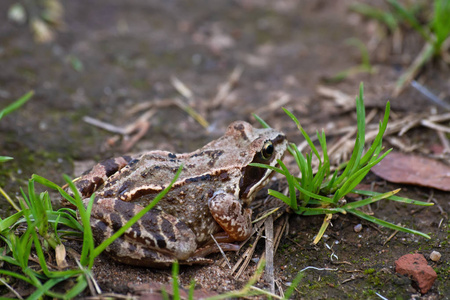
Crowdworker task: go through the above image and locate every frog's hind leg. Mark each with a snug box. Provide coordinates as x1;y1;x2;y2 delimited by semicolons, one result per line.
73;156;133;198
89;198;198;267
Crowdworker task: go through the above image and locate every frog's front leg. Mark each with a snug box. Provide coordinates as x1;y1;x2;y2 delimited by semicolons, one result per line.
208;192;253;242
89;197;198;267
74;156;132;198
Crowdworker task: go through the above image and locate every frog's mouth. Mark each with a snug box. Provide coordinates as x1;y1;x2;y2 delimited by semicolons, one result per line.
239;134;286;205
239;165;273;205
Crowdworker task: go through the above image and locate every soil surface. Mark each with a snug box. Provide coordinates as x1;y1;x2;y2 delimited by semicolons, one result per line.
0;0;449;299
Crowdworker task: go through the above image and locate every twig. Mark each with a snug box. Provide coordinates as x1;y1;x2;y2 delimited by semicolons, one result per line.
83;116;127;135
420;119;450;134
233;223;265;279
210;234;232;269
264;215;275;294
383;226;400;246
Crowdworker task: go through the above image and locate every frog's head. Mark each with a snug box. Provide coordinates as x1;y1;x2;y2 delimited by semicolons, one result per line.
227;121;288;206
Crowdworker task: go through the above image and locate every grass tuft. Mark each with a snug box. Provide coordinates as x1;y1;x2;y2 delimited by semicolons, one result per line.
253;82;433;243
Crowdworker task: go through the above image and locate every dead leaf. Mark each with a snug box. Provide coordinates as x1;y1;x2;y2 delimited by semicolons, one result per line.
371;152;450;191
55;243;68;269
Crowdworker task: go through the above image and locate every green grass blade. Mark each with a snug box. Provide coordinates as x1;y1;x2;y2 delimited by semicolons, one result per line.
278;160;298;210
63;275;89;299
172;262;180;300
0;211;24;232
348;208;431;239
292;180;334;204
79;195;95;268
290;144;309;195
283;108;321;162
341;189;400;210
252;114;271;129
387;0;431;42
317;130;330;176
188;280;196;300
350;3;398;31
360;101;390;165
27;276;69;300
268;189;292;207
0;91;34;119
336;149;392;199
432;0;450;48
350;83;366;174
0;254;21;267
0;156;13;162
282;270;305;299
32;174;77;206
0;270;34;285
298;207;346;216
352;189;434;206
249;163;286;176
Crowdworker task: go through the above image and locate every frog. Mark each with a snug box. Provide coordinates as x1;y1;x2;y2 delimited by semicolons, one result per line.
70;121;287;267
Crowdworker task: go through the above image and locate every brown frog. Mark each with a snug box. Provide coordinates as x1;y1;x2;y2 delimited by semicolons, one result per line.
71;121;287;267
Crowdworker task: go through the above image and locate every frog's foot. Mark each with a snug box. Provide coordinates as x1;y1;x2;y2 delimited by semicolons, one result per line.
72;156;133;198
90;198;198;266
208;192;252;241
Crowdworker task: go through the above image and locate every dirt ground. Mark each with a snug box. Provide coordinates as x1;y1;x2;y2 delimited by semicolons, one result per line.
0;0;449;299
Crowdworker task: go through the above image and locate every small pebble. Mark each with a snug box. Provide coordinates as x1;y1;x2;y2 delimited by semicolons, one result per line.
354;224;362;233
430;251;441;262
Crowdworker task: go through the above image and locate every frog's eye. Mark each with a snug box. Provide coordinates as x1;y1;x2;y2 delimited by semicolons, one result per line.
261;141;274;160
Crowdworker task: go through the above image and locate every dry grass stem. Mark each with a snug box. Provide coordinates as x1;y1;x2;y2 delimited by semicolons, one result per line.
83;116;128;135
0;277;23;299
173;97;209;128
317;85;355;111
386;137;420;152
171;76;195;105
212;66;243;108
210;234;232;269
437;130;450;153
254;92;291;115
420;119;450;134
232;220;266;278
392;41;434;97
383;225;400;246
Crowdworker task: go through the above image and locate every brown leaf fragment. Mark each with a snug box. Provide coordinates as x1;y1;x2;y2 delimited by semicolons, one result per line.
371;152;450;191
55;243;68;269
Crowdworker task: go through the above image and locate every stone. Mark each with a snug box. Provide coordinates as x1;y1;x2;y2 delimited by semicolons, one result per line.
429;251;441;262
395;253;437;294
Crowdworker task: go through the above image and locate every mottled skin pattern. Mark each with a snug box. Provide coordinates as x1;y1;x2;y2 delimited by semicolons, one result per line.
71;121;287;267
